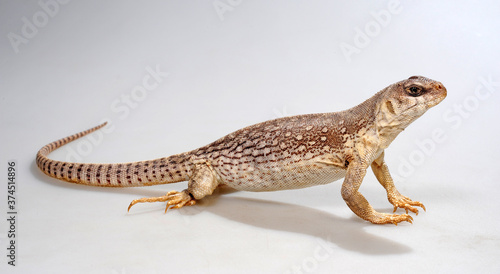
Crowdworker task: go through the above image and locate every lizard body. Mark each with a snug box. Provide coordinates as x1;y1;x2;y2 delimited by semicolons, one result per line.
36;76;446;224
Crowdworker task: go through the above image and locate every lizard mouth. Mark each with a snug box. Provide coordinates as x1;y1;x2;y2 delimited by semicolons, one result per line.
427;91;447;108
427;83;447;108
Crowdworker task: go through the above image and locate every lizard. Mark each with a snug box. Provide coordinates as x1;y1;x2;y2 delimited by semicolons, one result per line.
36;76;447;225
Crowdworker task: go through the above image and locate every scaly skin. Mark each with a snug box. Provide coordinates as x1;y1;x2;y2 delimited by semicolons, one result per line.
36;76;446;225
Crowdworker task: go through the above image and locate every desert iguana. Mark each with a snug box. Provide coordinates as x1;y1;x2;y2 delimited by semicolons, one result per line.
36;76;446;224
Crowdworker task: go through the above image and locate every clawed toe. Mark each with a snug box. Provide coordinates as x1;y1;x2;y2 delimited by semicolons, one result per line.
390;195;425;215
128;190;196;212
372;213;414;225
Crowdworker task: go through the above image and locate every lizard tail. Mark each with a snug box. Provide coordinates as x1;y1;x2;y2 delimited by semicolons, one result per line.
36;122;193;187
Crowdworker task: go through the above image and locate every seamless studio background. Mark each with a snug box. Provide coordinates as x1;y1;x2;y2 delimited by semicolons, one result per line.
1;1;499;273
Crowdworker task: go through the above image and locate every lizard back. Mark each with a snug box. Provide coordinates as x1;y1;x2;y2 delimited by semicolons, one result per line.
190;92;383;191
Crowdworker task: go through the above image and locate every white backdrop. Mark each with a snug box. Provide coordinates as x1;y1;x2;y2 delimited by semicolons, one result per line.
1;1;499;273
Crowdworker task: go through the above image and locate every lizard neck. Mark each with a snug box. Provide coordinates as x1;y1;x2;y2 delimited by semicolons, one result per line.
376;125;404;149
373;94;419;149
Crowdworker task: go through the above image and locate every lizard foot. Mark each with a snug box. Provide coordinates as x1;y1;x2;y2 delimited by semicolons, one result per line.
127;190;196;213
371;212;414;225
389;194;426;215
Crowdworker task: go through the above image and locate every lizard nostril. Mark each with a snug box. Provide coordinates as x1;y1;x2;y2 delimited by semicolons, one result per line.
435;84;443;90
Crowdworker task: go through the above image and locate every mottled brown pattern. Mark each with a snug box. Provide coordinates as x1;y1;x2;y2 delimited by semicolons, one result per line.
36;123;192;187
37;76;447;224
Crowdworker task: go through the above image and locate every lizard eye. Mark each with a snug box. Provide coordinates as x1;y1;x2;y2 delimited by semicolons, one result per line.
406;86;423;97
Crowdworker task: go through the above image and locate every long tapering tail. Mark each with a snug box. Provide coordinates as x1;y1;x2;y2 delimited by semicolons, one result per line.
36;122;192;187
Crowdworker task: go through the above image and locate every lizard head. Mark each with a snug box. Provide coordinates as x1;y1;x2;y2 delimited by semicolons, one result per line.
376;76;447;143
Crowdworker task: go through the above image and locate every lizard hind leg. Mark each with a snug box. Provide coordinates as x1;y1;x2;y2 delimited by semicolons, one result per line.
127;163;218;213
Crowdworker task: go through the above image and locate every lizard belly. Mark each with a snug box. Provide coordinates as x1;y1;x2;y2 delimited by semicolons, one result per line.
214;159;347;192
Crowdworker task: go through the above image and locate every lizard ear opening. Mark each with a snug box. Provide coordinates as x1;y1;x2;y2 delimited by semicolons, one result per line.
385;100;396;115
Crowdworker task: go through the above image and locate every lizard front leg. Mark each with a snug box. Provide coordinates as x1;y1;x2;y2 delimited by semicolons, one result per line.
341;160;413;225
371;151;425;215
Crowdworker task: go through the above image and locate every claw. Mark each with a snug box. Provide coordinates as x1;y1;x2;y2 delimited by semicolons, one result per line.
407;214;414;223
